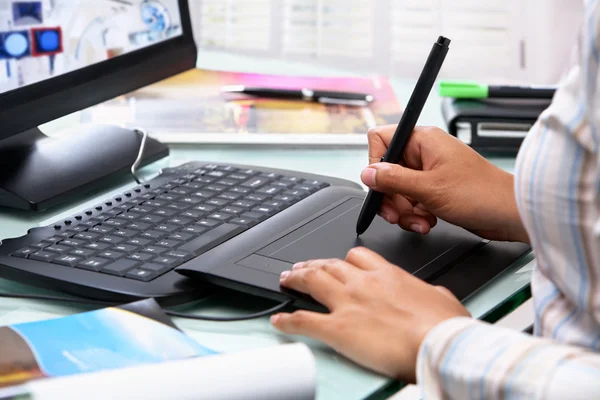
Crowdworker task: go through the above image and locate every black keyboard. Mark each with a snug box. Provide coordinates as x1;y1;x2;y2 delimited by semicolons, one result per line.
3;162;329;285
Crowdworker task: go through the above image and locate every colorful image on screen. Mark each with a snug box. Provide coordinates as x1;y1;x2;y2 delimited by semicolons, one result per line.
0;0;183;94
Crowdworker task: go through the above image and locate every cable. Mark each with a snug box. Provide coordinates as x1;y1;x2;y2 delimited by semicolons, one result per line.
131;127;149;184
0;292;293;322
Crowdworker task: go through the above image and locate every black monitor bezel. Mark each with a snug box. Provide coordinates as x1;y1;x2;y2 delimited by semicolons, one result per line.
0;0;197;140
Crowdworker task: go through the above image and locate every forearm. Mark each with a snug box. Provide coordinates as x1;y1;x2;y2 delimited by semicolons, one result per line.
417;317;600;399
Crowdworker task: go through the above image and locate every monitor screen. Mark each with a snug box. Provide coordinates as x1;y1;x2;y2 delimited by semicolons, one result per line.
0;0;183;94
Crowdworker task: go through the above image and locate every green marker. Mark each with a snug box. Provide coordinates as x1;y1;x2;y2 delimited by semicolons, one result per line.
439;80;557;99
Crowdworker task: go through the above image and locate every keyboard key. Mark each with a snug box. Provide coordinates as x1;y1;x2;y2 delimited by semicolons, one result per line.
245;194;268;202
131;206;153;214
11;247;38;258
120;212;142;221
78;257;110;271
102;259;140;277
197;219;221;228
179;223;244;255
167;203;190;211
127;252;154;262
241;177;269;189
216;179;237;187
157;193;180;202
140;215;165;224
167;216;193;226
141;263;172;275
303;180;329;189
228;173;249;181
193;176;215;184
85;242;111;251
293;184;318;194
127;222;152;231
206;198;228;207
114;229;138;238
157;239;181;248
183;182;203;190
140;230;168;240
104;219;128;228
125;269;156;282
218;192;242;201
30;251;58;262
153;208;178;217
207;170;226;178
232;200;256;209
59;239;85;247
260;172;281;180
70;248;97;258
98;235;125;245
252;206;277;215
30;242;49;249
241;212;268;222
171;188;192;195
284;189;310;198
155;224;179;233
113;244;139;253
181;210;204;219
280;176;301;183
206;184;227;193
168;232;194;242
264;200;289;210
99;250;125;260
182;225;208;234
164;250;194;262
208;213;234;222
145;200;166;208
230;186;251;194
45;245;70;254
41;236;63;245
127;238;153;247
221;206;243;215
152;256;181;269
230;217;258;228
141;246;169;255
215;165;237;172
238;168;259;176
53;255;83;267
274;195;296;203
257;186;283;196
179;196;203;205
91;225;114;234
272;181;294;189
194;204;217;213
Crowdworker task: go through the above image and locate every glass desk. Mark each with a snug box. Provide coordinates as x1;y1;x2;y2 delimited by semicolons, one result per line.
0;54;533;400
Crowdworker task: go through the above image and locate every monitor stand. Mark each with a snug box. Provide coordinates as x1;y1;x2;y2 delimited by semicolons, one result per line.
0;125;169;211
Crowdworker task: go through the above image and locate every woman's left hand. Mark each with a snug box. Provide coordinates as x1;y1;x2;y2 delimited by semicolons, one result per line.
270;247;471;383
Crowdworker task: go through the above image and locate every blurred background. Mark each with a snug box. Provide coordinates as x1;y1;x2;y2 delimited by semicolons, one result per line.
188;0;583;84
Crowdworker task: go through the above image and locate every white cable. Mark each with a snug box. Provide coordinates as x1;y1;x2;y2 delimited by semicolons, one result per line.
131;127;148;184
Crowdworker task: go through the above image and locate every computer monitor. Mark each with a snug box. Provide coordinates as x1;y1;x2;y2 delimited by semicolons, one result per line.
0;0;197;211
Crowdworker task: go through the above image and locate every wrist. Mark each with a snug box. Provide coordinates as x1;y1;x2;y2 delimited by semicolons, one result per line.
496;169;530;244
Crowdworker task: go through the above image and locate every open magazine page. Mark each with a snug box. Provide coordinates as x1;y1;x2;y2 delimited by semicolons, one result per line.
80;69;403;145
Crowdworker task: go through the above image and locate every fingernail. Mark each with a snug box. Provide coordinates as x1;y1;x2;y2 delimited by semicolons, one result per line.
361;167;377;187
270;314;280;324
292;262;305;270
380;211;392;223
280;271;291;281
410;224;425;234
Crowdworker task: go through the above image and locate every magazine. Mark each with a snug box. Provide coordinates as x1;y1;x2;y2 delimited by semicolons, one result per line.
0;299;214;389
80;69;403;146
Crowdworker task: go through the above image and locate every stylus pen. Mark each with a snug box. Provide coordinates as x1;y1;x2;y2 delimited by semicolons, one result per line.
439;80;557;99
222;85;374;106
356;36;451;236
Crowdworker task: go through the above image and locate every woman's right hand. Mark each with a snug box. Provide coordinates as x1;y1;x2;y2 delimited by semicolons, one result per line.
362;125;529;243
